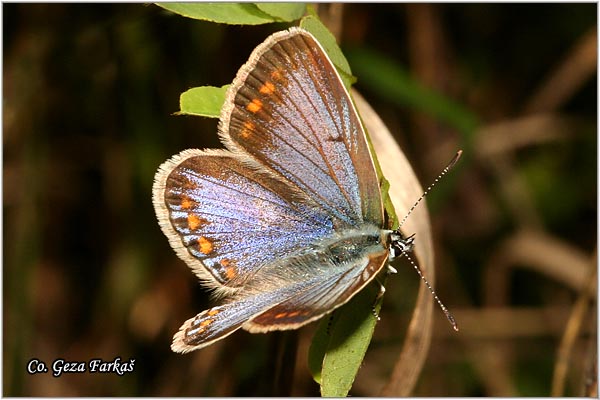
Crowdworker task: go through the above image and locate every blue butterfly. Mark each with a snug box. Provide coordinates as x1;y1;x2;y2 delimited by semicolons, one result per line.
153;28;423;353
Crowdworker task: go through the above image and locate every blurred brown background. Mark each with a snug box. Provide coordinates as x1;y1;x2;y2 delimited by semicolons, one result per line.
3;3;597;396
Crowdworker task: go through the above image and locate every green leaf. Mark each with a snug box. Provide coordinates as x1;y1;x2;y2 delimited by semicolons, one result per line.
156;3;277;25
308;283;383;396
179;85;229;118
300;15;355;90
255;3;306;21
307;319;328;384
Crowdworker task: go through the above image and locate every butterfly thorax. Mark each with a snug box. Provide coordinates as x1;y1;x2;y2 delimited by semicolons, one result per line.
314;224;388;267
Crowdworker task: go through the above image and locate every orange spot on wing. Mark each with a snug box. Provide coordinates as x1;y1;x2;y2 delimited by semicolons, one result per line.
225;266;236;280
180;196;194;209
198;236;214;255
270;69;285;82
193;318;214;334
187;214;209;231
246;99;262;113
259;81;275;95
187;214;202;230
241;121;254;138
219;259;237;280
207;309;220;317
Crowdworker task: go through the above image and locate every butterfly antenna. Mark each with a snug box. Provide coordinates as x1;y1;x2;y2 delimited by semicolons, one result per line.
404;251;459;331
398;150;463;229
396;150;462;331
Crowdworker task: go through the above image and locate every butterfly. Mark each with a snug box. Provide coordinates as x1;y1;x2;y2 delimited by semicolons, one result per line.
153;27;424;353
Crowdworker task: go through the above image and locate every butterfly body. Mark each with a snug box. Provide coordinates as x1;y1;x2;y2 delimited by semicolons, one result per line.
153;28;413;353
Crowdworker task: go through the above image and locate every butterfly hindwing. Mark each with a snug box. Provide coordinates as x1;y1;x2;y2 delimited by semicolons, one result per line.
246;251;389;332
172;232;389;352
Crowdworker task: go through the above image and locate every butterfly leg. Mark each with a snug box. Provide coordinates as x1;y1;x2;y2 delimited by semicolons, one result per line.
371;262;398;319
368;278;388;320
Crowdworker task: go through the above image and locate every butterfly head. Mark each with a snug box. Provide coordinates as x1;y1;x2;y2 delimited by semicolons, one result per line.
388;230;415;260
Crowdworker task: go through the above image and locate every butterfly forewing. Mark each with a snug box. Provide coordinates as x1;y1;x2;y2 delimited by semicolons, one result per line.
220;28;383;227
